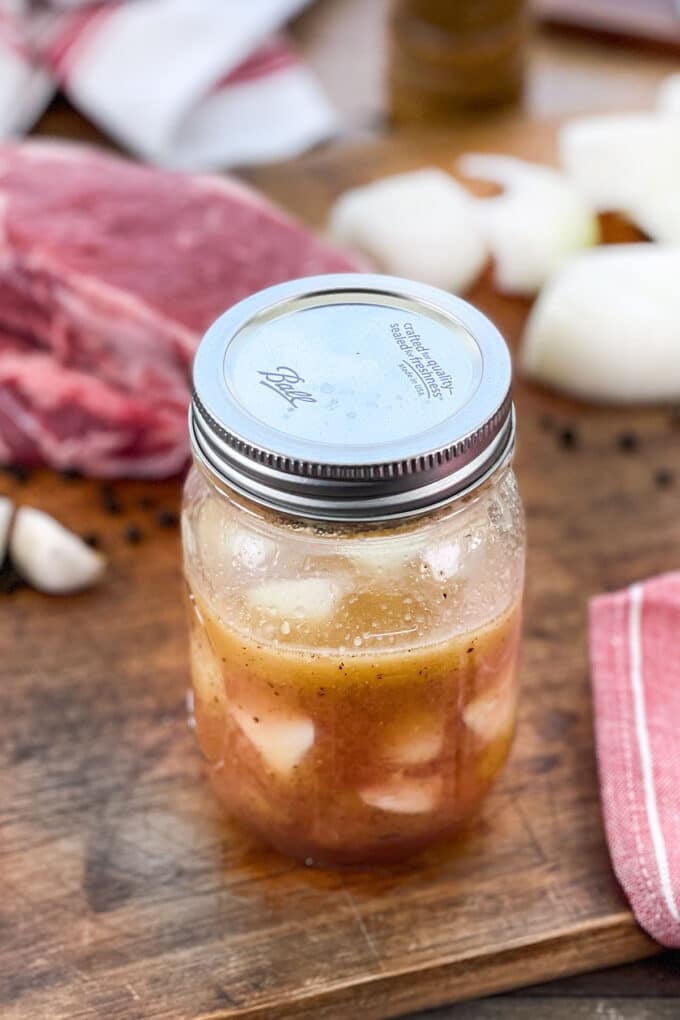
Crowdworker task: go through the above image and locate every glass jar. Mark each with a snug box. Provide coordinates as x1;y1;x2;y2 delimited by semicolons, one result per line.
182;274;525;867
389;0;528;123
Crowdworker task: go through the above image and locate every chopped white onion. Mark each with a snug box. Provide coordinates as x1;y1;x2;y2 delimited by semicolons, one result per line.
463;668;516;742
559;113;680;241
247;577;342;621
382;713;444;766
422;541;461;581
522;245;680;403
329;169;487;293
195;499;275;574
360;775;442;814
231;707;315;777
460;153;599;294
190;628;226;712
657;74;680;115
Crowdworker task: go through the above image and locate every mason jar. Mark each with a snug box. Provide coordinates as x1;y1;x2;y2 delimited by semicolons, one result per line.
182;274;525;867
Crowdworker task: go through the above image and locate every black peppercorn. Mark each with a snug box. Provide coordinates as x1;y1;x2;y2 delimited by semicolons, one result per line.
0;559;26;594
100;484;122;515
157;509;179;528
617;432;639;454
557;426;578;450
655;468;674;489
2;464;29;484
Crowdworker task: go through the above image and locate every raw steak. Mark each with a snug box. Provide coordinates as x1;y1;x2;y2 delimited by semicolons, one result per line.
0;140;357;478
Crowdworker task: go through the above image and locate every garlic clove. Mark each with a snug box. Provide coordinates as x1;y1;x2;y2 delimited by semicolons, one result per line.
10;506;106;594
559;113;680;240
460;153;599;294
0;496;14;563
247;577;342;622
657;73;680;115
522;245;680;403
360;775;442;814
328;169;487;293
231;707;315;777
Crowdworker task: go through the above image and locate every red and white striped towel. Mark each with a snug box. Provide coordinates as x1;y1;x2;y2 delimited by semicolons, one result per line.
590;572;680;947
0;0;336;169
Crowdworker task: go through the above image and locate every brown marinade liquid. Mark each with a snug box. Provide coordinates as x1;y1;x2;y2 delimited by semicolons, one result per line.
190;592;522;866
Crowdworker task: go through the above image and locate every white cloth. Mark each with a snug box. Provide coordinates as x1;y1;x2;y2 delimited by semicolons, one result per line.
0;0;337;169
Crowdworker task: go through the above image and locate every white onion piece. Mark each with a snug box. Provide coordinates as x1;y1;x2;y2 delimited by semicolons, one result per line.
657;74;680;114
559;113;680;240
193;498;276;574
382;713;444;766
459;153;599;294
360;775;442;814
231;707;315;777
0;497;13;563
190;628;226;712
10;507;106;594
329;169;487;292
247;577;342;622
522;245;680;403
343;536;419;576
422;540;461;581
464;669;516;742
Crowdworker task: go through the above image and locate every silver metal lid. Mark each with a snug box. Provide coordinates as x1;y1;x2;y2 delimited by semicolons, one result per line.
190;274;514;521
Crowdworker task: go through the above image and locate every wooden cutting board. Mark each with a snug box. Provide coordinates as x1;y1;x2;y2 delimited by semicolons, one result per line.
2;114;675;1020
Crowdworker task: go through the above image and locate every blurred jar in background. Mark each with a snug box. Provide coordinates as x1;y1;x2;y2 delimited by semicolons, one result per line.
389;0;528;123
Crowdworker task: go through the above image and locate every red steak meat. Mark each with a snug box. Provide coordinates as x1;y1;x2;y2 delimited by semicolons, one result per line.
0;140;358;478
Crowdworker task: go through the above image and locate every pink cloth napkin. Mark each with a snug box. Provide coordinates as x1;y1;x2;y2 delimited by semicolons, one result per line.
590;572;680;947
0;0;336;169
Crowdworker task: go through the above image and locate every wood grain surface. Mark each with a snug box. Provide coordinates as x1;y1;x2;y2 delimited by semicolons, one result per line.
3;112;677;1018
